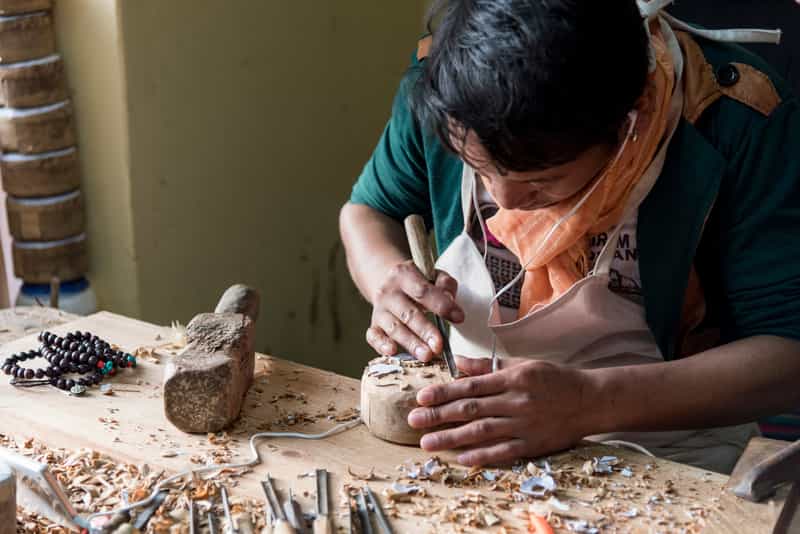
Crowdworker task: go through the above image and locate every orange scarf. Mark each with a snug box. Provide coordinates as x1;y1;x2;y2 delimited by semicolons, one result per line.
486;23;676;318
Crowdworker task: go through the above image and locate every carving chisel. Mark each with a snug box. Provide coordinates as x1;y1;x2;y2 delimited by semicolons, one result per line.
355;489;373;534
208;509;219;534
313;469;331;534
221;486;240;534
403;214;460;378
283;488;306;533
261;475;297;534
188;499;198;534
364;486;393;534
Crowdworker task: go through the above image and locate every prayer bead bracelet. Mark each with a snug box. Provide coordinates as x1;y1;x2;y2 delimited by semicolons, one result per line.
1;330;137;392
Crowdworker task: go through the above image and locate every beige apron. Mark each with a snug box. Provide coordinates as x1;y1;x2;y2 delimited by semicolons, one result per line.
434;13;764;474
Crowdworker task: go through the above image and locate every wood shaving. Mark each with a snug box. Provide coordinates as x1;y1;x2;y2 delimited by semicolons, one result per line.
2;434;266;534
347;466;388;481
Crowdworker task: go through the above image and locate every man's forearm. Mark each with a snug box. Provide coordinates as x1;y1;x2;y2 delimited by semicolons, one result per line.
339;202;409;302
585;335;800;434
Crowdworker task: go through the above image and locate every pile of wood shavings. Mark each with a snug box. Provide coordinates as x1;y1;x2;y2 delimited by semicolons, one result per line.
2;434;266;534
374;452;718;533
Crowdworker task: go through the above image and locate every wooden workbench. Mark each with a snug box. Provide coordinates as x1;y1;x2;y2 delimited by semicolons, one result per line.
0;312;793;532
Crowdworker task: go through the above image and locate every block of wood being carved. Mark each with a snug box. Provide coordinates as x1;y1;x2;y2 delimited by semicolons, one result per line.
360;356;451;445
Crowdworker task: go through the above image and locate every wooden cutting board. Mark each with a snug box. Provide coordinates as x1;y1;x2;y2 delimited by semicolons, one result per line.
0;311;793;532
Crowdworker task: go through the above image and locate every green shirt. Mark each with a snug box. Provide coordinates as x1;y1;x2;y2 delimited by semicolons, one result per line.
350;36;800;360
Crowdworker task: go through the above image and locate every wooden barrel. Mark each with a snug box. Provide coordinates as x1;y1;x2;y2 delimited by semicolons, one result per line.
0;100;76;154
0;147;80;197
0;11;55;64
0;54;67;107
13;233;88;283
6;189;84;241
0;0;51;15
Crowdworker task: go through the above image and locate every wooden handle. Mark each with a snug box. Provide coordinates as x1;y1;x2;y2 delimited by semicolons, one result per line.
313;516;332;534
214;284;261;322
272;519;296;534
404;214;436;282
733;439;800;501
49;277;60;308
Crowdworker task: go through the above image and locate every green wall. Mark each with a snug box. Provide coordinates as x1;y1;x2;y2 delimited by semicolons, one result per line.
111;2;427;377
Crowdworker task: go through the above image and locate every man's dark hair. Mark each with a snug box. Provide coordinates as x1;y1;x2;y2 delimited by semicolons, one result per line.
411;0;650;173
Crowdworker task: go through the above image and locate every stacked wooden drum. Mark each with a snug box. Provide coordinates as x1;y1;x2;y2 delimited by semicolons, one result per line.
0;0;88;286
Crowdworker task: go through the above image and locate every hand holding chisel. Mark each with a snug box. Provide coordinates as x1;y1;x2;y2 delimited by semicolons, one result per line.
404;215;460;378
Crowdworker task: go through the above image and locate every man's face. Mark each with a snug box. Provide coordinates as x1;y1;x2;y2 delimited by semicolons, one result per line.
457;131;615;211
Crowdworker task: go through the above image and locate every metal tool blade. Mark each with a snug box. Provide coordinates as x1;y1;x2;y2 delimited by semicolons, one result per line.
491;335;499;373
364;486;393;534
207;510;219;534
355;489;373;534
433;315;459;378
283;488;304;532
261;475;289;521
188;499;198;534
316;469;329;516
134;490;168;530
220;486;239;534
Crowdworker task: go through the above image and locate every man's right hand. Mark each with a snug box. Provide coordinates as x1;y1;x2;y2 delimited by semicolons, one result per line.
366;260;464;361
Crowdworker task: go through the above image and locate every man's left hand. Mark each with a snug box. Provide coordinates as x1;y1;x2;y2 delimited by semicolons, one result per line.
407;357;597;466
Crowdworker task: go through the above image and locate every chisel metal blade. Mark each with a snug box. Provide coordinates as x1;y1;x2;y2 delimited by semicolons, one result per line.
356;489;373;534
221;486;240;534
261;475;288;521
364;486;393;534
433;315;459;378
316;469;329;516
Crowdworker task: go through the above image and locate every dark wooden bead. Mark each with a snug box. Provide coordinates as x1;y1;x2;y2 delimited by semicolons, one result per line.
70;341;79;351
60;364;70;373
35;369;44;379
23;368;34;379
60;339;70;349
78;353;88;363
88;356;98;366
57;379;66;390
78;365;89;374
65;379;75;390
3;366;11;375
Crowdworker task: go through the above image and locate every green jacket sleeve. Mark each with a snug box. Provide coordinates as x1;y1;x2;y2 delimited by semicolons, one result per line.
349;69;432;225
713;96;800;343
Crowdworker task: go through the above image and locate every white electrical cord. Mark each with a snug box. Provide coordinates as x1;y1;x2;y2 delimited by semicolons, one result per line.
85;419;363;525
600;439;656;458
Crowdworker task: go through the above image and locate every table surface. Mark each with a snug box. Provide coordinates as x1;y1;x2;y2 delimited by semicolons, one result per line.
0;311;792;533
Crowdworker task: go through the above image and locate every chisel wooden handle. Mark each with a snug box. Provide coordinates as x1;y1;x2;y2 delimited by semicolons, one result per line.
404;214;436;282
312;515;332;534
732;439;800;502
